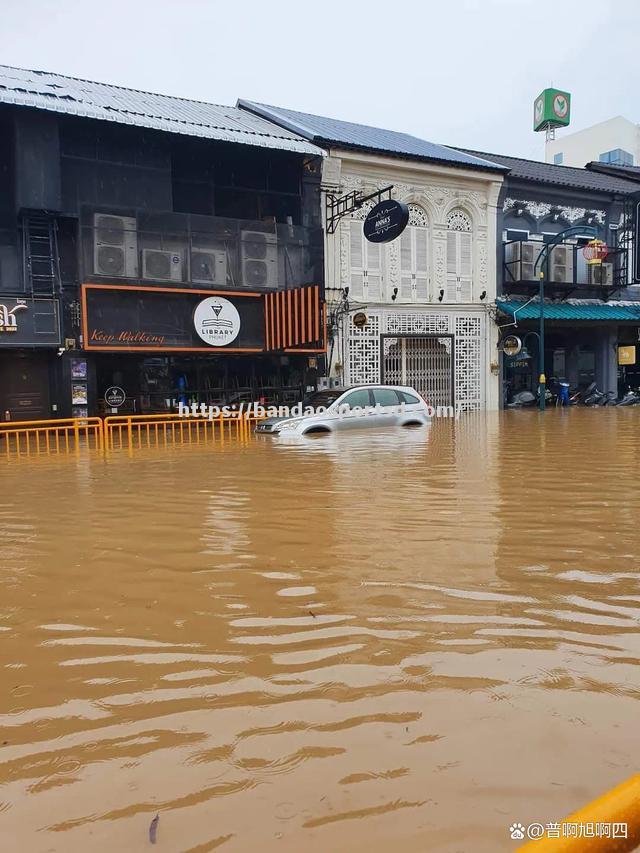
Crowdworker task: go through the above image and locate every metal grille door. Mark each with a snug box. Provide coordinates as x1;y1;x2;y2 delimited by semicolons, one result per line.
382;335;453;407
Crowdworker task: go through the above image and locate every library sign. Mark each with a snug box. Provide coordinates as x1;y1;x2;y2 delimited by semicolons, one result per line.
82;285;265;352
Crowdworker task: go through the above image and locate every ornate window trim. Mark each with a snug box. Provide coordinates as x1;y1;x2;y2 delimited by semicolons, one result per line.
408;204;429;228
446;209;472;232
503;198;606;226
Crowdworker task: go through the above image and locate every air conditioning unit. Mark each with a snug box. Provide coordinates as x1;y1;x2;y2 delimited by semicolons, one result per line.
142;249;183;282
504;240;543;280
191;248;227;286
93;214;138;278
240;231;278;289
549;245;574;283
588;263;614;286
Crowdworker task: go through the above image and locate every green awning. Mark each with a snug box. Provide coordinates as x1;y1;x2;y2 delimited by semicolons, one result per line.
496;300;640;321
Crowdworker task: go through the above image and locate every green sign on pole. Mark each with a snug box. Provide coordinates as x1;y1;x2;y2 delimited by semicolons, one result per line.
533;89;571;132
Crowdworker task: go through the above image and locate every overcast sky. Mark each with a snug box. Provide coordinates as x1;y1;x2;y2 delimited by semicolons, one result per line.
1;0;637;160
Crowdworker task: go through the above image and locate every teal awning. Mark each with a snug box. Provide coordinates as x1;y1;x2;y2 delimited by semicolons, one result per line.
496;300;640;321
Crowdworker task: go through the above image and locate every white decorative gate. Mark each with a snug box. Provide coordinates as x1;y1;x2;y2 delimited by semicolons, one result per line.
382;336;453;406
342;308;485;411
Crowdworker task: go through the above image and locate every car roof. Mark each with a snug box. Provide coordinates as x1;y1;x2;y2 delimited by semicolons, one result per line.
336;385;419;392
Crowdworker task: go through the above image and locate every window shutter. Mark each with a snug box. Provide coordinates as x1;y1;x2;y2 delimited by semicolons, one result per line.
415;228;429;301
366;240;382;300
399;229;413;300
350;221;365;300
459;231;473;301
446;231;459;301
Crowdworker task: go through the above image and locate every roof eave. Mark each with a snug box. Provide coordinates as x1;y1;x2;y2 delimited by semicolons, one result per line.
315;138;509;173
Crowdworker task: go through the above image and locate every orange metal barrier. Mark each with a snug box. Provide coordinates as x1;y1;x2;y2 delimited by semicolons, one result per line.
0;417;104;457
103;412;264;451
518;773;640;852
0;413;266;458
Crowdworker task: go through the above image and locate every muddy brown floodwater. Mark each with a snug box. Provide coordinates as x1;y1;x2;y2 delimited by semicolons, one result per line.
1;410;640;853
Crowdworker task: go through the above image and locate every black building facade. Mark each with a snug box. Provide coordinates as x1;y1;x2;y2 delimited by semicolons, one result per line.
0;66;325;420
461;150;640;404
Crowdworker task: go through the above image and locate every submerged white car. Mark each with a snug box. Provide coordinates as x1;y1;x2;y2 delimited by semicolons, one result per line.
255;385;431;436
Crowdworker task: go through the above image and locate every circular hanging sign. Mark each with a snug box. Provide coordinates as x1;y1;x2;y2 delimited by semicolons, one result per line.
104;386;126;407
353;311;368;328
363;200;409;244
502;335;523;357
193;296;241;346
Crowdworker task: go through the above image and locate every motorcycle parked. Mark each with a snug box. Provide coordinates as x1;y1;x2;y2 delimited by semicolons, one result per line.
583;383;606;406
615;389;640;407
507;390;537;408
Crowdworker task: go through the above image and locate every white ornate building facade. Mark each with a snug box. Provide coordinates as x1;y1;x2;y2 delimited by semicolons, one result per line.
324;150;505;410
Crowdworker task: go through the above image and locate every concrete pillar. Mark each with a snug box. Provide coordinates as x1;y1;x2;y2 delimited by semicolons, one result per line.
566;343;580;388
595;326;618;394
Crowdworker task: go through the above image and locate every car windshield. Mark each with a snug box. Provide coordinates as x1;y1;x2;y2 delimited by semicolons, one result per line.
302;390;345;409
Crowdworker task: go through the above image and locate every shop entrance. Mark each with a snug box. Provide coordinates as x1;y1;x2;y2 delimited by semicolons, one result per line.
94;354;313;415
381;335;454;407
0;352;51;420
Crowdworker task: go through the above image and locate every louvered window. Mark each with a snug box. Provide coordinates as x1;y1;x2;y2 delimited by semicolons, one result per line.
398;205;429;303
349;219;383;302
446;209;473;302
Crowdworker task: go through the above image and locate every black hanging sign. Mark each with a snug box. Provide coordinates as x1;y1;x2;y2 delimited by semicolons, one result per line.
363;200;410;244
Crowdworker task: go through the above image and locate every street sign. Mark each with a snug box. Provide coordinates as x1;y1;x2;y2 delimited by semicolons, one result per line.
503;335;523;357
363;200;409;243
104;386;126;407
533;88;571;132
618;346;636;366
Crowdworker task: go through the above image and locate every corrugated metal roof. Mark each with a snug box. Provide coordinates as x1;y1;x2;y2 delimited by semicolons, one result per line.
238;100;507;173
497;299;640;321
457;148;640;195
0;65;323;155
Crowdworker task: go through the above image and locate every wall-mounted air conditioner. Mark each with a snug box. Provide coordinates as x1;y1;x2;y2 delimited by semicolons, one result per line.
504;240;543;281
142;249;183;282
191;248;227;286
588;263;614;286
240;231;278;289
549;245;574;283
93;214;138;278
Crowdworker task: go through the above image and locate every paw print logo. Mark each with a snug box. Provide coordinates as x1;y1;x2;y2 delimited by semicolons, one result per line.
510;823;526;840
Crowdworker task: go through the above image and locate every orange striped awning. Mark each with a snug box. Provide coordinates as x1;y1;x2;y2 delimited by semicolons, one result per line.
264;284;326;353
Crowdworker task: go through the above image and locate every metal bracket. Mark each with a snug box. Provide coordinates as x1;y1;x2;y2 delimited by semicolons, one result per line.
324;185;394;235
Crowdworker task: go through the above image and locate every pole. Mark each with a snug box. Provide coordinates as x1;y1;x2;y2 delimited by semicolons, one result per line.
539;267;546;412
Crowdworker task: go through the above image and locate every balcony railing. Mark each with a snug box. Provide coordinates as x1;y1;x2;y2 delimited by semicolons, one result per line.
503;239;625;291
81;210;322;292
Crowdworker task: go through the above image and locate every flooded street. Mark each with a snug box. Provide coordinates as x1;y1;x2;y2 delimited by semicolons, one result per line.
1;410;640;853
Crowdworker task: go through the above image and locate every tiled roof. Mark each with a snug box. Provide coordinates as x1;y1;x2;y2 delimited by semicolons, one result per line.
497;299;640;321
237;101;507;173
586;162;640;183
0;65;323;155
457;149;640;195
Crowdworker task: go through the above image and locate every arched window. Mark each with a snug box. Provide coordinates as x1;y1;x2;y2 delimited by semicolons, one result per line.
446;209;472;302
349;202;382;302
399;204;429;302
